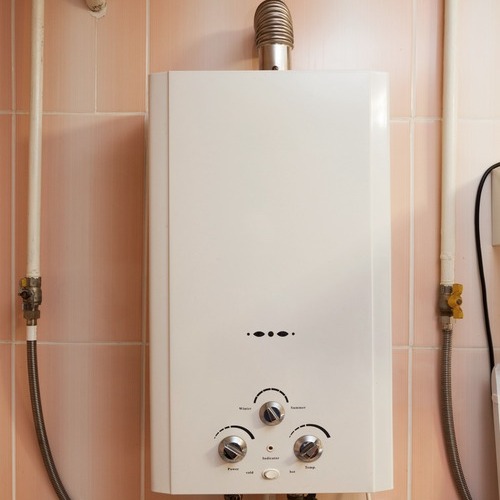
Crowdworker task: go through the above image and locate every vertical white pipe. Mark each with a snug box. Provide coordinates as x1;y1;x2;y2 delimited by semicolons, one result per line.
27;0;44;279
440;0;458;287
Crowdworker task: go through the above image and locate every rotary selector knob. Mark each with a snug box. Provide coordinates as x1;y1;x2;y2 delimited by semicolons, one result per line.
259;401;285;426
218;436;247;463
293;435;323;462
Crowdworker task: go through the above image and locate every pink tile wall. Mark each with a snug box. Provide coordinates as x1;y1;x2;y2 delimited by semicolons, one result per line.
0;0;11;110
0;345;12;499
390;122;411;346
0;116;11;339
412;349;497;499
97;0;146;111
414;120;441;347
2;0;500;499
15;344;142;500
15;115;144;342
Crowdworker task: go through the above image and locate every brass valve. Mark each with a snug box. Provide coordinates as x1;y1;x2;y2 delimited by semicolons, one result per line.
447;283;463;319
439;283;464;320
18;276;42;325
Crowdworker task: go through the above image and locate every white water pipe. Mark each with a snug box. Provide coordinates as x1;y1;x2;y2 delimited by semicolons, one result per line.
27;0;44;280
440;0;458;287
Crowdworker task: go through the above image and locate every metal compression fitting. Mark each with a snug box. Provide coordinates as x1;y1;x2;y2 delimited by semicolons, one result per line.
254;0;294;70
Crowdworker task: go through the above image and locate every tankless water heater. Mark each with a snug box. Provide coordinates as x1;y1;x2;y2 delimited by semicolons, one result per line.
149;71;392;495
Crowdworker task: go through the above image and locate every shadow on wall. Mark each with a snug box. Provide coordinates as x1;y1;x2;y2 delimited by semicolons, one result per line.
171;28;257;70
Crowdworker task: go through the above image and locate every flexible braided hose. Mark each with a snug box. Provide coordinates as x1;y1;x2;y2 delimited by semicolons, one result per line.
27;340;72;500
440;327;473;500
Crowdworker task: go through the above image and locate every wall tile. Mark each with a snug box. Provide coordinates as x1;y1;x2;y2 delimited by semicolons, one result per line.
412;348;498;499
13;115;28;309
455;120;500;349
14;0;30;112
414;120;441;347
150;0;256;73
0;0;11;110
289;0;413;118
390;122;411;346
15;344;142;500
459;0;500;118
0;116;11;340
0;345;12;499
15;0;96;113
43;0;96;112
97;0;146;112
15;115;145;342
415;0;443;118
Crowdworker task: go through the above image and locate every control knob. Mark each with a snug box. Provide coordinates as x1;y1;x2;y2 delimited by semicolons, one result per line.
218;436;247;463
293;435;323;462
259;401;285;426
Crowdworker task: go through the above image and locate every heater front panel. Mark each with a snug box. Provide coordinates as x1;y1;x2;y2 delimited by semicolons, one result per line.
149;71;392;494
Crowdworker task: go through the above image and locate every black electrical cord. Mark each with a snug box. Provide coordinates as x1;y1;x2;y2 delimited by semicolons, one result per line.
27;340;72;500
474;161;500;373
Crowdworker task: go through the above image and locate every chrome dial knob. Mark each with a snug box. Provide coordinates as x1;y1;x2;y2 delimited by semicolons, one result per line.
259;401;285;426
218;436;247;463
293;435;323;462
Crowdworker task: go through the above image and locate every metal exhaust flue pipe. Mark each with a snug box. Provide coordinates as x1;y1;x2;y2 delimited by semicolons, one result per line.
254;0;294;70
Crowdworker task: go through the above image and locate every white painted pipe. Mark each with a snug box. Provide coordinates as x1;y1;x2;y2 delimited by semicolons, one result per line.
440;0;458;287
27;0;44;279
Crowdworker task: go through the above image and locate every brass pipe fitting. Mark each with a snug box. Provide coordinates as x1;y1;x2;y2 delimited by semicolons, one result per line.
439;283;463;321
19;276;42;325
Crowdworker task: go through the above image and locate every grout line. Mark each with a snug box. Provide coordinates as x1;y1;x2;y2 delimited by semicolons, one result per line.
94;15;98;114
12;110;147;117
11;0;17;496
0;340;143;346
10;343;16;500
407;347;413;500
43;111;147;116
407;0;418;497
5;341;490;349
145;0;150;115
5;340;486;350
141;3;151;496
3;112;447;121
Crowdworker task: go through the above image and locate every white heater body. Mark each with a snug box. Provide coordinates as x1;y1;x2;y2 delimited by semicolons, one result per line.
149;71;392;495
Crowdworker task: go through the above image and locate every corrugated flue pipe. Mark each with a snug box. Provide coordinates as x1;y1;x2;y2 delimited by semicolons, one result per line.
254;0;294;70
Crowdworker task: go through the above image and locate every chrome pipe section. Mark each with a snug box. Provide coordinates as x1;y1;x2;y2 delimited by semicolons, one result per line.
254;0;294;70
440;325;472;500
28;340;71;500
